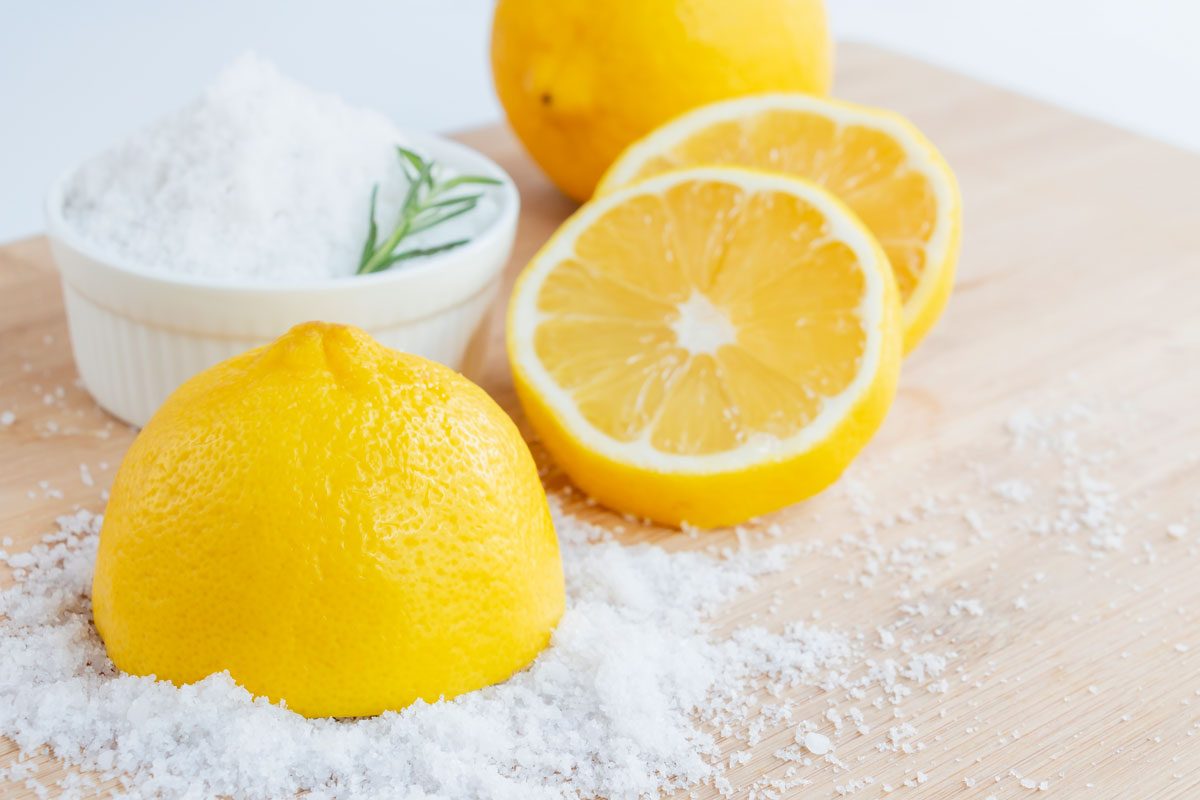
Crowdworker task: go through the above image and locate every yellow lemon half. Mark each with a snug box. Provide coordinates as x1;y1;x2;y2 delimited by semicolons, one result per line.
490;0;831;201
508;167;902;528
598;93;962;352
92;323;565;718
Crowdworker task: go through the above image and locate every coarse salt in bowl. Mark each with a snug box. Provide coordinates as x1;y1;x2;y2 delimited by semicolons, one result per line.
43;55;519;428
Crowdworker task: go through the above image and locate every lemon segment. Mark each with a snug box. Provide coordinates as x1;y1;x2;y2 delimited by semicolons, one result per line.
597;93;961;352
508;167;903;527
92;323;565;718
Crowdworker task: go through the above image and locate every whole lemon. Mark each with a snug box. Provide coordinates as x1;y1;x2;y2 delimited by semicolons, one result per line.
91;322;565;718
490;0;832;201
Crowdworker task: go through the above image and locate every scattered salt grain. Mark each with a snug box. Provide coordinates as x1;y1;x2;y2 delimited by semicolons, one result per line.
949;598;985;618
1166;523;1188;540
0;411;14;426
992;478;1033;504
62;54;500;282
802;731;831;756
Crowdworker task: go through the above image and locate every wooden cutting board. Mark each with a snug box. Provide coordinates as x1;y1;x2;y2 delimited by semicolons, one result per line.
3;44;1200;798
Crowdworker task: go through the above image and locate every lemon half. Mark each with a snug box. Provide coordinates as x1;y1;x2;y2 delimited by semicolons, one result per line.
93;323;565;718
508;167;902;527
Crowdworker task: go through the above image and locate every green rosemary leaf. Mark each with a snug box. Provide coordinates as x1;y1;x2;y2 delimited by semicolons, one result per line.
395;146;427;176
357;184;380;270
386;239;470;267
407;200;480;236
423;193;483;210
437;175;503;193
370;239;471;272
402;160;430;215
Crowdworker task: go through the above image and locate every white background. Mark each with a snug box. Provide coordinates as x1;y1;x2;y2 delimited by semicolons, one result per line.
2;0;1198;242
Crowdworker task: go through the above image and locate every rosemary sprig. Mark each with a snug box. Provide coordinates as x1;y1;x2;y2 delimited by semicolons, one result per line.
356;147;502;275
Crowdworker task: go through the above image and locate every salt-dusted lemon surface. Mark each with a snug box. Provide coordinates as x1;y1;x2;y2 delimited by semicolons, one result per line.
508;167;902;527
91;322;564;718
598;94;961;351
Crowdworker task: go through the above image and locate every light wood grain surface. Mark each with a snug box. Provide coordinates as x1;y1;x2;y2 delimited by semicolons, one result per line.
3;44;1200;798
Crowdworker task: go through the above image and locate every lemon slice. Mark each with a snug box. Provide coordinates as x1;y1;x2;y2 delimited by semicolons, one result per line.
597;93;961;352
508;167;902;527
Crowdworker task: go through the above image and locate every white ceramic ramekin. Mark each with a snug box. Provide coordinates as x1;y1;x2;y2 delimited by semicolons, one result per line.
45;132;519;428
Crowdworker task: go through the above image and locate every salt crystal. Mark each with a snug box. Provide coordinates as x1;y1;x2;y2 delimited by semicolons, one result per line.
992;478;1033;504
0;411;14;426
802;732;831;756
949;598;985;618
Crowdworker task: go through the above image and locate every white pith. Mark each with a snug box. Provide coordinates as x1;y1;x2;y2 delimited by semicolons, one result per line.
599;92;958;328
510;167;888;475
671;291;737;356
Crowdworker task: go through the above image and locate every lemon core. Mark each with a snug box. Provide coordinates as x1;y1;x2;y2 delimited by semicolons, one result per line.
672;292;738;356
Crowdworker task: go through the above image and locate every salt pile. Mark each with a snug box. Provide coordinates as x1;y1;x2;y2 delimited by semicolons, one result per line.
62;54;499;282
0;501;869;799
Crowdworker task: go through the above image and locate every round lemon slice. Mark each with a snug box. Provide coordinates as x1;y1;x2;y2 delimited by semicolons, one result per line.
508;167;902;527
597;93;961;352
